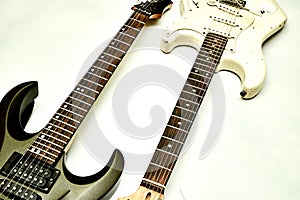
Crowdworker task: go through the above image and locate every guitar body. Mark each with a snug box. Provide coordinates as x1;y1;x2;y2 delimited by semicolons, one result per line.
161;0;287;99
0;81;124;200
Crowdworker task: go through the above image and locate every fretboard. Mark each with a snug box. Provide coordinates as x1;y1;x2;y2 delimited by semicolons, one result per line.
26;11;150;166
141;33;228;193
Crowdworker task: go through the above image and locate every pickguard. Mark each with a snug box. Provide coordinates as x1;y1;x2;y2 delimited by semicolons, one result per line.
161;0;287;99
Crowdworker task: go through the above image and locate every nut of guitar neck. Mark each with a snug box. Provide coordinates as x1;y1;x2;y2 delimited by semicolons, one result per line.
118;186;164;200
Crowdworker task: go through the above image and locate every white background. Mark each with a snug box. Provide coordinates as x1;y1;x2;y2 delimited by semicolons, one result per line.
0;0;299;199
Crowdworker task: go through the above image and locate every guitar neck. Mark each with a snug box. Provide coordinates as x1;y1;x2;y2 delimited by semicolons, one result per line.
141;33;228;193
26;11;150;166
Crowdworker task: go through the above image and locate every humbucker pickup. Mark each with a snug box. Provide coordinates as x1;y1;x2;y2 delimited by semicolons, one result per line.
0;152;60;193
0;178;42;200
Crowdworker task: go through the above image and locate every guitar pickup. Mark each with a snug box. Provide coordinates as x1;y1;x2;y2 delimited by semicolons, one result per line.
0;178;42;200
0;152;60;193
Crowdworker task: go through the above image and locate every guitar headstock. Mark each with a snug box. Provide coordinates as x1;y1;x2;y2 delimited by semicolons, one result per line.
118;186;164;200
132;0;173;19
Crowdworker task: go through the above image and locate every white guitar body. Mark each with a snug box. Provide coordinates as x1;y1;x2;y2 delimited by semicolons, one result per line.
161;0;287;99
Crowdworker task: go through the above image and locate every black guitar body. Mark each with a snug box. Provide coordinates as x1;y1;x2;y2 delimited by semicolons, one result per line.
0;81;124;200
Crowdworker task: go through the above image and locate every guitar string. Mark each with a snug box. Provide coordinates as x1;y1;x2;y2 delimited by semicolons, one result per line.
148;3;241;190
1;6;151;200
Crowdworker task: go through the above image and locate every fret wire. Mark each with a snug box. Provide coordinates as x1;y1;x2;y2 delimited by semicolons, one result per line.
192;64;214;75
175;105;196;115
60;104;86;117
52;118;77;129
37;135;64;149
72;88;94;103
78;83;100;94
44;127;71;140
102;52;122;61
55;113;80;124
73;90;96;101
178;98;199;112
190;71;210;79
172;107;194;122
82;78;104;89
27;149;56;163
50;116;77;130
119;31;136;39
87;71;108;81
166;124;188;134
187;76;209;85
129;17;146;25
113;38;131;47
29;146;58;158
108;45;126;54
40;131;67;144
181;88;203;99
96;58;117;68
28;146;60;162
168;115;188;131
69;96;92;108
92;65;113;74
124;24;141;32
150;162;172;172
32;141;61;153
161;135;184;145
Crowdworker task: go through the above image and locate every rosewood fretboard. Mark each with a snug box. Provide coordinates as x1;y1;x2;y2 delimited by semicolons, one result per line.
141;33;228;193
26;11;150;165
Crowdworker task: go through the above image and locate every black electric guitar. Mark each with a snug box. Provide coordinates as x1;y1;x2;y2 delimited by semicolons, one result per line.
0;0;172;199
119;0;286;199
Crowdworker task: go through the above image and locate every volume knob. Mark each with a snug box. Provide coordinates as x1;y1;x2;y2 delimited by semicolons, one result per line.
208;0;217;6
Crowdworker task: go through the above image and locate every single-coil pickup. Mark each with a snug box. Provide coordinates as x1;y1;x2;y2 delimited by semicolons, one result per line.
203;26;234;38
210;16;240;28
218;4;243;17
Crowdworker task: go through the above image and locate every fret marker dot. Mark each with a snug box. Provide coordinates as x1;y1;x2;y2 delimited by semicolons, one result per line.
55;115;59;119
91;68;95;72
195;69;198;73
81;89;84;92
178;122;182;125
77;87;80;90
193;89;196;93
186;103;190;107
206;73;209;76
101;55;104;59
168;144;172;148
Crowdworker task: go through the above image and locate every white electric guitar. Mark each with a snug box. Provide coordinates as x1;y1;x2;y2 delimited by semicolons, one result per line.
118;0;286;199
162;0;287;99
